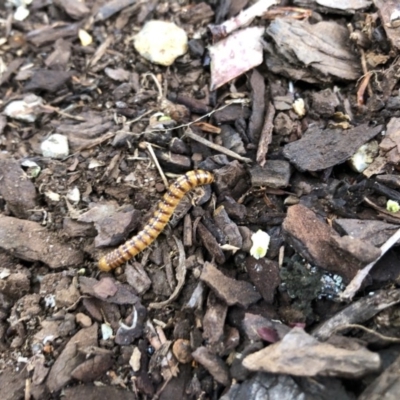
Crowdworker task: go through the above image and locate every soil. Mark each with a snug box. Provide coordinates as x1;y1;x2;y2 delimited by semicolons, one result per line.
2;0;400;399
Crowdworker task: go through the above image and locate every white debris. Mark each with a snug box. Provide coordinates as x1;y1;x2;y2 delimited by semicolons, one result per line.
134;20;188;66
14;5;30;21
66;186;80;203
41;134;69;159
21;159;41;178
250;229;271;260
293;98;306;117
3;94;44;122
101;323;113;340
349;141;379;173
44;191;61;202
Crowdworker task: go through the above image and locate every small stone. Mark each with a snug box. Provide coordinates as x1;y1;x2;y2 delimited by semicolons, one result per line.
172;339;193;364
41;134;69;159
76;313;92;328
3;94;44;122
134;20;188;66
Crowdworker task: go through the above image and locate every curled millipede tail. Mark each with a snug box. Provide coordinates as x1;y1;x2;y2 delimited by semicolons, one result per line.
98;170;214;271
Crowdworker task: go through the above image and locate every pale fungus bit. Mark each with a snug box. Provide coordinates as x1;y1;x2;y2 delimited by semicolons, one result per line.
250;230;270;260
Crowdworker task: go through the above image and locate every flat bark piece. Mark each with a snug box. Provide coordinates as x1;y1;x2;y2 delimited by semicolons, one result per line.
313;288;400;340
282;204;360;281
244;258;280;304
54;0;90;19
248;69;266;143
0;367;28;400
213;205;243;249
45;39;72;70
192;346;231;386
96;0;137;21
283;124;383;172
379;117;400;164
200;262;261;308
330;235;381;264
358;352;400;400
375;0;400;50
243;313;290;342
26;23;80;47
250;160;291;188
24;69;72;92
209;27;264;91
63;384;137;400
221;371;353;400
197;222;226;264
0;216;84;269
333;218;400;247
242;327;381;378
265;19;361;83
0;156;37;218
79;276;139;305
46;323;98;393
203;291;228;344
71;352;113;382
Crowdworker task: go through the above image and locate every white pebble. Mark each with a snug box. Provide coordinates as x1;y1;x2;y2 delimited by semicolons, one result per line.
41;134;69;159
134;20;188;66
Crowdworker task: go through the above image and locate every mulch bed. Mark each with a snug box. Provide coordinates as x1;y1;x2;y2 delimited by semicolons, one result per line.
1;0;400;399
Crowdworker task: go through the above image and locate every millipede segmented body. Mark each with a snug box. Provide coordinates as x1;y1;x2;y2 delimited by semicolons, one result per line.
98;170;214;272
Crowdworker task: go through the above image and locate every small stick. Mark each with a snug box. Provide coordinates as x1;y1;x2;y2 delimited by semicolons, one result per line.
256;101;275;166
145;142;169;188
339;227;400;301
184;127;252;163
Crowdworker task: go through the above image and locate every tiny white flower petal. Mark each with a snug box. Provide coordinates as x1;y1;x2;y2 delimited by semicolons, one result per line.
250;230;270;260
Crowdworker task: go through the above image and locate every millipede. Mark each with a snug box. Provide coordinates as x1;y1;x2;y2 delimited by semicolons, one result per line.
98;170;214;272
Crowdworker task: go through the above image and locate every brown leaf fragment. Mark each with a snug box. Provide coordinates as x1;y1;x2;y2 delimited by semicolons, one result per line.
282;204;362;281
283;124;383;172
243;327;381;378
46;323;98;393
200;262;261;308
0;156;37;218
192;346;231;386
0;216;84;268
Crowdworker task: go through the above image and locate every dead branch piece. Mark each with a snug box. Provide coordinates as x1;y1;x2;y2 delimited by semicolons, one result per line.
184;128;252;163
256;101;275;166
145;142;169;188
339;227;400;301
208;0;278;39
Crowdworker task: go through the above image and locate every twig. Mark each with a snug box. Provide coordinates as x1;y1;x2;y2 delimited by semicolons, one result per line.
208;0;278;39
256;101;275;166
145;141;169;188
184;127;252;163
339;227;400;301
